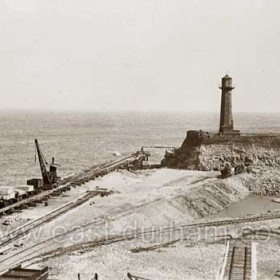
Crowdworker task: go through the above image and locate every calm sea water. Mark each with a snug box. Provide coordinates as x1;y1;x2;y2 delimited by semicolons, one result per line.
0;111;279;185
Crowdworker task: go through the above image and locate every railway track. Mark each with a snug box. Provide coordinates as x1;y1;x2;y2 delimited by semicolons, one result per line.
0;153;139;216
0;190;109;249
60;153;136;184
0;183;279;260
1;196;280;272
1;207;277;273
179;211;280;230
0;153;149;272
20;211;280;263
0;153;143;249
220;240;256;280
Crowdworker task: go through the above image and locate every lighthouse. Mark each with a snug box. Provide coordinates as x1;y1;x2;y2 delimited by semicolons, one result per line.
219;75;240;135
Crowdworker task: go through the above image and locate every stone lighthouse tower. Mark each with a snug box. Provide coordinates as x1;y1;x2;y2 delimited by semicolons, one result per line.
219;75;240;135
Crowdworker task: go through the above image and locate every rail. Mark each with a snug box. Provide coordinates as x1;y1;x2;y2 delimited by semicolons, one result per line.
0;207;273;275
0;153;141;216
0;190;108;249
221;241;254;280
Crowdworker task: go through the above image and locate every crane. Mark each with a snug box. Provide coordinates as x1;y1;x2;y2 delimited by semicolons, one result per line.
35;139;59;190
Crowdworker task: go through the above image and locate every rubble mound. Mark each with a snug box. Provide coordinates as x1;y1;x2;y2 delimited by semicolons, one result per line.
245;168;280;196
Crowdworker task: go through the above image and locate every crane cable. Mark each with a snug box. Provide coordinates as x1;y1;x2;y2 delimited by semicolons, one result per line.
34;143;36;163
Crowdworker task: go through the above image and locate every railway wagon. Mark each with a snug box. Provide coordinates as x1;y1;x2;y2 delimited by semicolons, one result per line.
0;187;17;208
15;185;35;199
0;185;34;209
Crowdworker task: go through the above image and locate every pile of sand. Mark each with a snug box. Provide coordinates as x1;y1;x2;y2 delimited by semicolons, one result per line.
84;169;250;232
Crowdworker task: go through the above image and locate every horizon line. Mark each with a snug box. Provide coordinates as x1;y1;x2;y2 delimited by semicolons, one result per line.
0;108;279;114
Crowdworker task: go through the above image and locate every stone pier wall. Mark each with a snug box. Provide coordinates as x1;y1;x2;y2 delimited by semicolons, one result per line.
162;132;280;171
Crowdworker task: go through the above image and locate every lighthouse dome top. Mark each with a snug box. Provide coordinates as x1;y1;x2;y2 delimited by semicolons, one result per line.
223;74;232;79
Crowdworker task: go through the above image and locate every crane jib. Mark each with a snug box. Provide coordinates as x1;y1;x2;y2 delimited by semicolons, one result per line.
34;139;53;187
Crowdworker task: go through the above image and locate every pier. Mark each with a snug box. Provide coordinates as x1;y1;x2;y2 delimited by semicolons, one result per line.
0;152;147;217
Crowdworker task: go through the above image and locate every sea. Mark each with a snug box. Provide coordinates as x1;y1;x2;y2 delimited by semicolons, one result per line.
0;111;279;186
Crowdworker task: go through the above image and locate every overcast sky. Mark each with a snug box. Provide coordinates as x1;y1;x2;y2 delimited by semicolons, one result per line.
0;0;279;112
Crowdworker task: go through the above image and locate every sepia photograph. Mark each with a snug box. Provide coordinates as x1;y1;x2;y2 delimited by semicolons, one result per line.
0;0;280;279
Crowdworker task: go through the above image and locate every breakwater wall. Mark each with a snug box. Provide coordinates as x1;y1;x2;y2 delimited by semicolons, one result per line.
162;131;280;171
